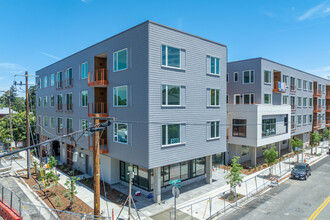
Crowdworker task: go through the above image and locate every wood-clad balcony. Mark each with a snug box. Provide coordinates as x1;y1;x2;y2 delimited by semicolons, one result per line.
88;69;108;87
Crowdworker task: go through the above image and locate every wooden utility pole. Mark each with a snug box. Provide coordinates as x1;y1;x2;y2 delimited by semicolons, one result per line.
94;127;100;216
26;71;31;179
7;91;13;144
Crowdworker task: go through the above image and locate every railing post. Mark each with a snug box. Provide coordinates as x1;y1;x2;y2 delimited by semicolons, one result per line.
1;185;3;202
19;199;22;220
209;197;212;219
10;191;13;210
191;204;193;220
245;181;248;199
255;176;258;193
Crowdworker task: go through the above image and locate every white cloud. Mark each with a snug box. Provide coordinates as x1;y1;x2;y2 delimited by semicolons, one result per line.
39;51;60;60
308;66;330;78
298;1;330;21
0;63;25;75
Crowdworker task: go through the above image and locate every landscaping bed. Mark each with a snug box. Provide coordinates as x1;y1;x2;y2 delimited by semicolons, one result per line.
56;164;84;176
219;192;245;203
18;168;93;217
79;177;128;205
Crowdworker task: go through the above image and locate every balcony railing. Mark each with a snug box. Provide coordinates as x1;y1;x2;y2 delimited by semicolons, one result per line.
88;102;108;117
313;121;321;130
326;105;330;112
88;136;108;154
291;104;296;112
273;81;286;93
88;69;108;87
66;128;73;135
56;81;63;90
65;104;73;113
56;104;63;112
326;120;330;127
290;85;296;93
313;105;321;113
56;126;64;135
326;92;330;99
314;89;322;97
65;78;74;88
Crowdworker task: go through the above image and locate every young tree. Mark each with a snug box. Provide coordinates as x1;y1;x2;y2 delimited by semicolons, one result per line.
310;131;321;154
64;176;80;210
290;137;303;161
264;145;278;176
225;156;244;195
323;128;330;153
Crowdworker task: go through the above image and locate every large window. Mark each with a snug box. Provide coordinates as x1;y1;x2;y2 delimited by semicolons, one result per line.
291;116;295;129
264;94;271;104
113;48;128;72
162;45;181;68
81;91;88;107
162;124;182;146
262;119;276;137
114;123;128;144
44;76;47;88
241;145;250;156
264;70;271;83
51;73;55;86
113;86;128;107
81;62;88;79
209;89;220;106
162;85;180;106
208;56;220;75
232;119;246;138
243;70;254;84
209;121;220;139
243;94;254;104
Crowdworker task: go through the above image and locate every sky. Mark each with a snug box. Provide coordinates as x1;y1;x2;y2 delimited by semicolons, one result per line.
1;0;330;93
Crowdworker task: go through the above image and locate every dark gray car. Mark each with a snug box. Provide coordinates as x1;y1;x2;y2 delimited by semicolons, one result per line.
291;163;311;180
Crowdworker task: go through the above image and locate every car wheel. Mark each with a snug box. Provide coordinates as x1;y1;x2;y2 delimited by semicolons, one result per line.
304;175;307;180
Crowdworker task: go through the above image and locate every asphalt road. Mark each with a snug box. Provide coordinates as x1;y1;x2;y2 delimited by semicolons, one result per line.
222;155;330;220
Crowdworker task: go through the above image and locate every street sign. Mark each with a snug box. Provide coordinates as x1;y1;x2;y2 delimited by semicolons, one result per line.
172;186;180;198
169;179;181;185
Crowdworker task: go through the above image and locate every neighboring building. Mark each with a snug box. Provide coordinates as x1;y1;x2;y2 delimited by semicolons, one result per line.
227;58;329;166
0;107;16;119
35;21;227;202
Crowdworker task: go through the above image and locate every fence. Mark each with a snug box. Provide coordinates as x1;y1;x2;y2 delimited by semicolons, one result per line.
169;154;298;220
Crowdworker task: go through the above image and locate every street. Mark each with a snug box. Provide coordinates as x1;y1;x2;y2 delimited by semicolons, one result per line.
222;155;330;220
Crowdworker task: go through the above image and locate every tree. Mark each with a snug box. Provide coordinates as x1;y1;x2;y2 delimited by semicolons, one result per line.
264;145;278;176
225;156;243;195
311;131;321;154
64;176;80;210
323;128;330;152
290;137;303;161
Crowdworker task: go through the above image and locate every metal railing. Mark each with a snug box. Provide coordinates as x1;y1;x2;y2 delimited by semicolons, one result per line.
88;102;108;117
88;69;108;87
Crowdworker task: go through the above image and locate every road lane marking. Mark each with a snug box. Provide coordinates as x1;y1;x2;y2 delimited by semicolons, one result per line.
308;195;330;220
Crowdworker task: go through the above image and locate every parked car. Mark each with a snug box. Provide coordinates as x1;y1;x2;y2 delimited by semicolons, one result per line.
291;163;311;180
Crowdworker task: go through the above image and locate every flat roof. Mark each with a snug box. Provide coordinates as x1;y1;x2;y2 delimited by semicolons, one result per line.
37;20;227;72
228;57;329;82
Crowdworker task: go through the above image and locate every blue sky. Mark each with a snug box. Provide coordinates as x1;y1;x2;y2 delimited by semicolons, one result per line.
1;0;330;93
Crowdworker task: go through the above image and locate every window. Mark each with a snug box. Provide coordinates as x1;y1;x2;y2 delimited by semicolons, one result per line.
297;115;302;126
283;95;288;104
234;72;238;82
209;121;220;139
283;75;288;85
208;89;220;106
81;62;88;79
303;115;307;125
303;80;307;91
37;78;41;89
322;99;325;107
297;97;302;107
44;76;47;88
309;82;313;91
309;98;313;107
66;68;73;86
262;119;276;137
291;116;295;129
38;97;41;107
232;119;246;138
50;117;55;129
309;115;312;124
234;94;241;104
264;94;271;104
67;118;73;133
57;94;62;110
162;45;181;69
243;94;254;104
43;116;48;127
303;97;307;107
50;95;54;107
291;96;295;107
162;85;180;106
114;123;128;144
57;72;63;89
113;48;128;72
162;124;183;146
290;77;295;90
241;145;250;156
57;117;63;129
66;93;73;111
297;79;302;89
50;74;55;86
322;85;325;93
226;73;228;82
207;56;220;75
264;70;271;84
243;70;254;84
226;95;228;104
81;119;88;130
81;91;88;107
43;96;48;107
114;86;128;107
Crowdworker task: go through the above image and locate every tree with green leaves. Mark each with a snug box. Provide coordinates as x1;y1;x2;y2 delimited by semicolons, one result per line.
290;137;303;161
64;176;80;210
225;156;244;195
311;131;322;154
264;145;278;176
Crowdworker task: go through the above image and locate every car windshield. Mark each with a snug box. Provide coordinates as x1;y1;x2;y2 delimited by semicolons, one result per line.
294;165;306;170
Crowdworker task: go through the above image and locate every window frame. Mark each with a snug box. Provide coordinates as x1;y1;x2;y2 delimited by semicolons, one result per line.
309;115;313;124
232;119;247;138
283;75;289;85
113;48;128;72
44;76;48;88
233;72;238;82
50;95;55;107
283;95;288;105
209;121;220;140
234;94;241;104
81;119;88;130
81;90;88;107
81;62;88;79
264;94;272;104
50;116;55;129
242;70;255;84
297;115;302;126
113;122;128;144
243;93;255;104
297;78;302;90
262;118;276;137
113;85;128;107
161;123;184;147
43;116;48;127
309;82;313;91
43;96;48;107
303;97;307;108
208;56;220;75
161;85;181;106
241;145;250;156
303;80;307;91
264;70;271;84
208;88;220;107
161;45;182;69
297;97;302;107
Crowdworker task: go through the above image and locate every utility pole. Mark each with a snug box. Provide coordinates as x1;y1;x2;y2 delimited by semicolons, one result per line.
7;91;13;145
26;71;31;179
94;129;100;216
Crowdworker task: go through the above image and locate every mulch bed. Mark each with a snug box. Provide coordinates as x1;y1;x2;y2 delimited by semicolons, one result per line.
219;192;245;203
79;177;128;205
56;164;84;176
19;168;93;218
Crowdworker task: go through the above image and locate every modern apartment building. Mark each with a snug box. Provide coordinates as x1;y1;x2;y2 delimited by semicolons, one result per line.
35;21;227;202
227;58;329;166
